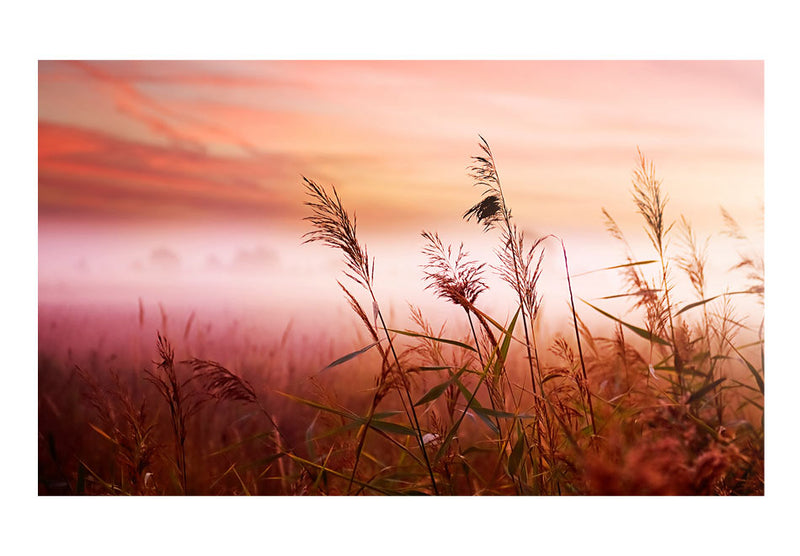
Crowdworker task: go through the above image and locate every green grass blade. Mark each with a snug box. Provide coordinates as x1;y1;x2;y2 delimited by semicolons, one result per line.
725;340;764;394
596;289;661;300
729;378;762;394
741;395;764;411
676;290;757;317
367;419;418;436
76;462;87;495
77;459;119;495
320;340;381;372
474;407;535;420
687;377;726;404
675;295;722;316
654;365;707;378
454;377;499;434
242;452;284;472
388;329;476;352
414;367;467;406
493;307;520;386
465;305;512;336
418;366;455;371
313;417;417;440
277;392;415;435
209;431;274;456
436;308;520;463
277;391;358;420
283;453;394;495
581;299;671;346
572;260;657;278
507;424;525;476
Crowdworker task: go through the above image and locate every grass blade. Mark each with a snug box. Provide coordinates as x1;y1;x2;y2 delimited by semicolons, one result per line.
492;307;520;386
436;308;520;463
321;340;381;372
88;423;114;443
283;453;394;495
414;367;467;406
277;391;359;420
676;290;757;317
596;289;661;300
277;391;417;436
730;344;764;394
388;329;476;352
473;407;535;420
507;424;525;476
581;299;671;346
675;295;722;316
572;260;658;278
687;377;726;404
454;377;499;434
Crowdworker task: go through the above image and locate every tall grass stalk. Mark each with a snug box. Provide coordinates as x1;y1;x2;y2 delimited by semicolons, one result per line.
186;358;301;494
463;137;551;489
420;230;529;477
302;177;439;494
631;148;683;393
53;138;764;497
464;137;541;399
145;333;205;494
558;237;596;436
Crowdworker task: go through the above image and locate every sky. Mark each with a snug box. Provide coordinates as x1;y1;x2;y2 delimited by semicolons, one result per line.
16;0;800;547
38;60;764;336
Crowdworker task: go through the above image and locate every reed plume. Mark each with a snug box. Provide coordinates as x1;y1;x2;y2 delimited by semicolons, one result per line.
187;359;258;404
496;226;546;324
602;208;664;328
302;177;373;289
420;231;507;435
676;216;709;301
462;137;562;491
76;367;158;494
463;136;541;397
630;149;683;392
303;176;439;494
186;357;298;493
421;231;488;309
145;333;206;494
420;231;498;350
720;207;764;298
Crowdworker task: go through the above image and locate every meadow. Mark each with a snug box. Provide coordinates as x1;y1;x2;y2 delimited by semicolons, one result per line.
38;139;764;496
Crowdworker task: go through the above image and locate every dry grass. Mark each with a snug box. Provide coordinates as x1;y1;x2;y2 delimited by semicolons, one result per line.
38;139;764;496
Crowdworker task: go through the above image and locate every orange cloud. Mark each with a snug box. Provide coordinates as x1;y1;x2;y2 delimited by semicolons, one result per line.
38;61;763;238
38;122;301;222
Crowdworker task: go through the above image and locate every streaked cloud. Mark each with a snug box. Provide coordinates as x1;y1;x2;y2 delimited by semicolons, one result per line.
39;122;302;223
39;60;763;236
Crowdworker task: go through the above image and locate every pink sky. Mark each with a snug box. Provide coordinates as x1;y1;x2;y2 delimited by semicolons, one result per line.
38;60;763;336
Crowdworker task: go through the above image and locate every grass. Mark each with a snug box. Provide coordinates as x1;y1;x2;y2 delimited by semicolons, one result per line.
38;138;764;495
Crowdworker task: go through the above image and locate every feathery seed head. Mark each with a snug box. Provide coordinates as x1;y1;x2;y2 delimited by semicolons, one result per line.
302;177;374;289
464;136;508;231
421;231;488;308
186;359;258;405
631;148;671;255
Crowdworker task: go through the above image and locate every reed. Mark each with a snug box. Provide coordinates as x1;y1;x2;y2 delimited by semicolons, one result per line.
302;177;440;494
46;140;763;496
144;333;205;494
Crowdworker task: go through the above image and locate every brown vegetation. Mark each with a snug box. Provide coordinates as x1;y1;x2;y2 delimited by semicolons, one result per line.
38;138;764;495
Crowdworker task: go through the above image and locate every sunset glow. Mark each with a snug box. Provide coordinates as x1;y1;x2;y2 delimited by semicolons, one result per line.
39;61;763;331
38;60;765;498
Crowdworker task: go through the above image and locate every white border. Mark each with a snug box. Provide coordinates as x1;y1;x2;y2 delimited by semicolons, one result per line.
8;1;797;554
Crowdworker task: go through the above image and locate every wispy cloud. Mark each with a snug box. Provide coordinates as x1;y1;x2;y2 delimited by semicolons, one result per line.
64;61;271;156
38;60;763;235
38;122;301;222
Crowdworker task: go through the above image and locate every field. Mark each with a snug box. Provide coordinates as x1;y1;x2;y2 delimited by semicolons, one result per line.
38;140;764;496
